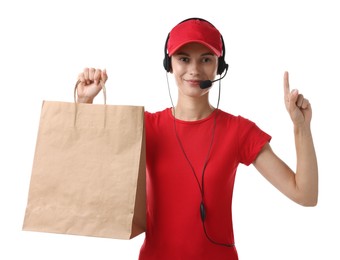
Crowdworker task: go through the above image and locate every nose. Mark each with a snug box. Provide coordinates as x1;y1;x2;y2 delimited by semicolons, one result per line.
188;60;200;75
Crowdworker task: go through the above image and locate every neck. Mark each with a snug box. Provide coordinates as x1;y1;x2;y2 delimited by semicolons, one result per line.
174;96;215;121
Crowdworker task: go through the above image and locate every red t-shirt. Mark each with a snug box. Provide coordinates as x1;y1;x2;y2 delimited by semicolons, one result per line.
139;108;271;260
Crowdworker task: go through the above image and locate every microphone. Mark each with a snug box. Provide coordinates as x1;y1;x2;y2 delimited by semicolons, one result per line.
199;70;228;89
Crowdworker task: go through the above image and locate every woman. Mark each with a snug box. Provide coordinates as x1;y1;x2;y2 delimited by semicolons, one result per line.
76;18;318;260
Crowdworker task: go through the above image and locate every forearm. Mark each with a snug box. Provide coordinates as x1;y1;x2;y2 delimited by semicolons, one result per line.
294;124;318;206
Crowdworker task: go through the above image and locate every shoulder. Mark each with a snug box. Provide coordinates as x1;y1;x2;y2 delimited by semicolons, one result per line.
145;108;170;120
216;110;255;128
145;108;172;128
217;110;270;140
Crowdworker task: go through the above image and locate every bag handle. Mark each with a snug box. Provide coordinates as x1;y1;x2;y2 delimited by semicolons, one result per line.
73;80;108;127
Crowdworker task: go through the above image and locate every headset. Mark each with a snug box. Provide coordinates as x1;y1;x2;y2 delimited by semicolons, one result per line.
163;17;229;76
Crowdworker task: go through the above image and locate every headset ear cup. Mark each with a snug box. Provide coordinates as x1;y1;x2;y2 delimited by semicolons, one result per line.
163;54;171;72
217;57;228;75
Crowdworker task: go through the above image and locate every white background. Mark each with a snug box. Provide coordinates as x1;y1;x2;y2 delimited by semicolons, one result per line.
1;0;339;259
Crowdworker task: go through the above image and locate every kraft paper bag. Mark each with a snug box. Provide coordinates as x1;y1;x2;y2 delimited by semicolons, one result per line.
23;85;146;239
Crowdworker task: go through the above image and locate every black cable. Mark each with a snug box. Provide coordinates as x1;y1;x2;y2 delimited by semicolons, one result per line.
166;73;235;248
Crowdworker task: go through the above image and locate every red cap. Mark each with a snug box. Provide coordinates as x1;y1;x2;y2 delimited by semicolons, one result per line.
167;19;223;57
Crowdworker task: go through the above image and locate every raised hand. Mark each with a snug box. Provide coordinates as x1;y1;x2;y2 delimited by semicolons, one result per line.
283;71;312;127
77;68;108;103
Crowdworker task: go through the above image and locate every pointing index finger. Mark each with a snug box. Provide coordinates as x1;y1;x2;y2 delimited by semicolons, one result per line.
284;71;290;101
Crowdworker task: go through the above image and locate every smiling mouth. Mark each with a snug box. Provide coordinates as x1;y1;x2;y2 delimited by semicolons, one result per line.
185;79;201;85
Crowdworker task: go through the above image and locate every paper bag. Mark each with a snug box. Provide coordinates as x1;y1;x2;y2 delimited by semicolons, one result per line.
23;86;146;239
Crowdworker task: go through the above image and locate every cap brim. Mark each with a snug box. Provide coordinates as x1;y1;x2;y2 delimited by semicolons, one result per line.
168;40;221;57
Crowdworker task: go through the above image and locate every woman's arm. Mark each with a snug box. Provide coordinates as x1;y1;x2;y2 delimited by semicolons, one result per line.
253;72;318;206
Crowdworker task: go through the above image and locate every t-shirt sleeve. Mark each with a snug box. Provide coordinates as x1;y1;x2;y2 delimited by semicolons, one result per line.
237;116;272;166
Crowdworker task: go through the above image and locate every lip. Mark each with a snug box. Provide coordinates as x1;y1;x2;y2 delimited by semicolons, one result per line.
185;79;201;86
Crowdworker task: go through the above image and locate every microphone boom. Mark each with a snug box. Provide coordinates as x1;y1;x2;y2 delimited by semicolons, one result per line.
199;69;228;89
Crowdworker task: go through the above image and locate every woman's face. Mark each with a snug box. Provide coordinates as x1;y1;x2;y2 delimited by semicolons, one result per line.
171;42;218;98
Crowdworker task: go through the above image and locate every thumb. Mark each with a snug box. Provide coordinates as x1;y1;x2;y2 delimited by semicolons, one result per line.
288;89;299;111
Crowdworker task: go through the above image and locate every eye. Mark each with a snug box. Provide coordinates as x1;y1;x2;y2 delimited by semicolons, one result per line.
178;56;190;63
202;57;213;63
